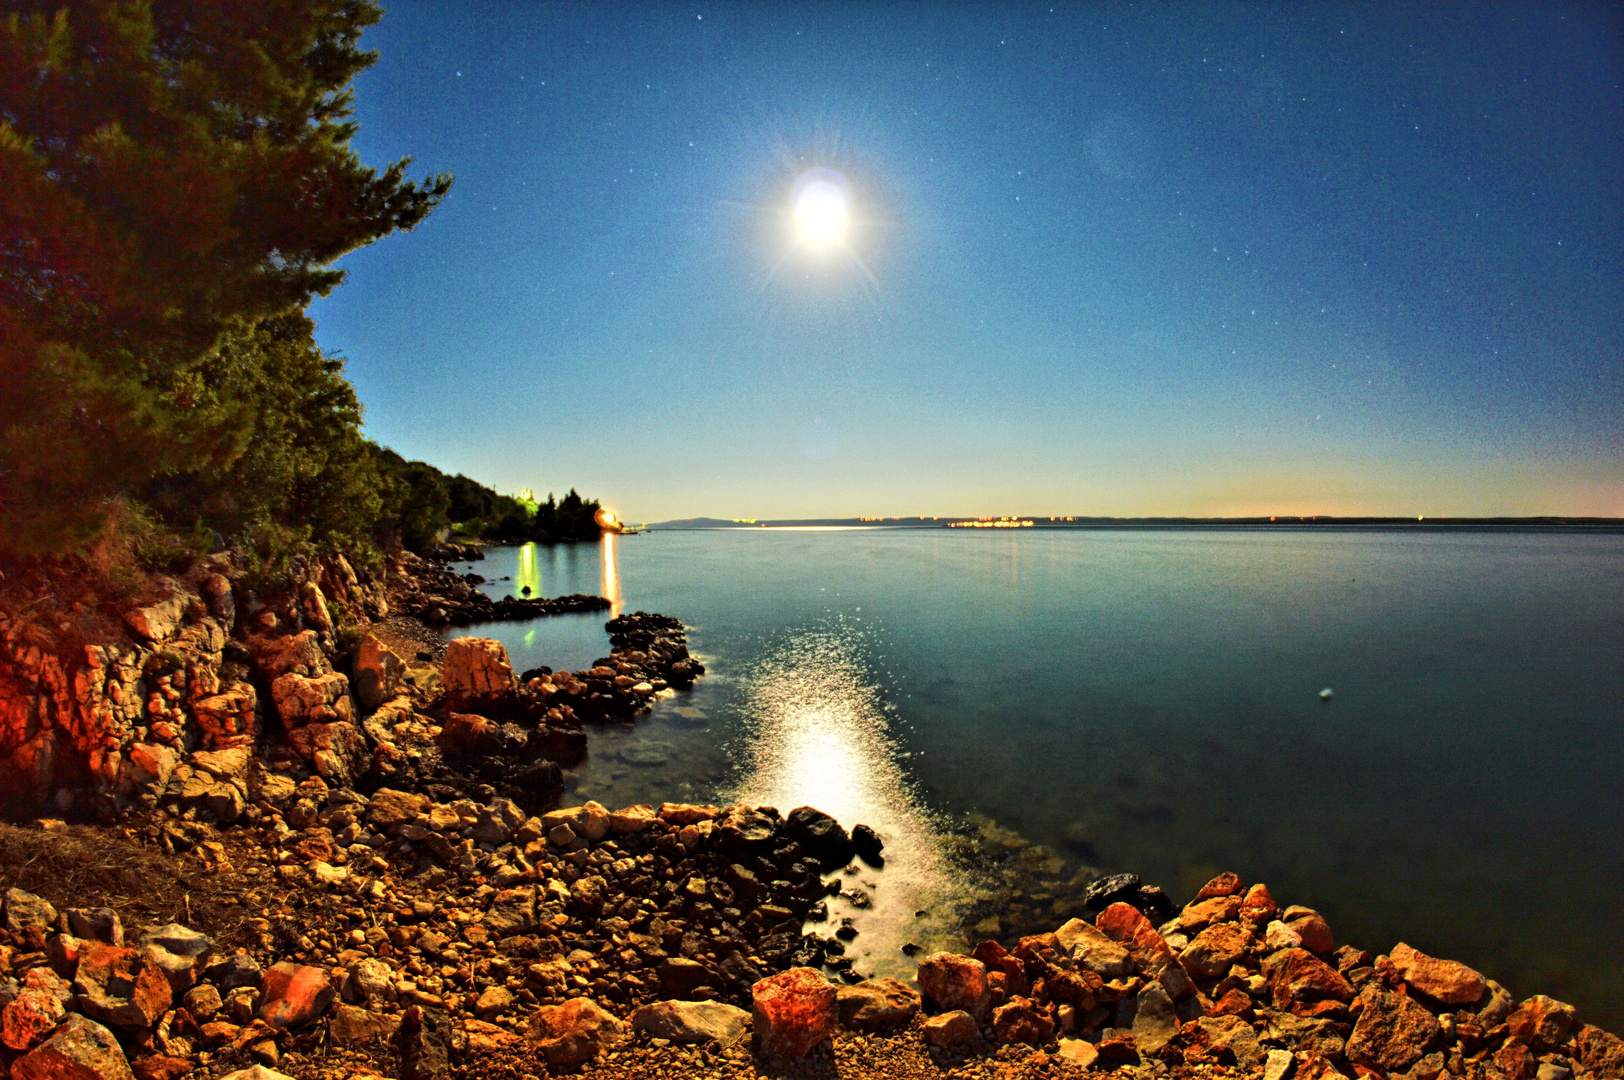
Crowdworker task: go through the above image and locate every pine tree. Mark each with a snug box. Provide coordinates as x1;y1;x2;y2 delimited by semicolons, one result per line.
0;1;450;554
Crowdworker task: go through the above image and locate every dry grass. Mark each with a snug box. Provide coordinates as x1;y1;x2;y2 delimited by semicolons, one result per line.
0;822;255;947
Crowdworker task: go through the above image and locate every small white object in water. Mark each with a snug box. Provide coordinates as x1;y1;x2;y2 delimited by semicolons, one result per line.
1319;687;1334;701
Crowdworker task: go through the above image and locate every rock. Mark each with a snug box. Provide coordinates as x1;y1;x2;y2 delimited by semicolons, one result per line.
127;743;179;793
1385;942;1486;1005
1506;994;1577;1049
1131;981;1178;1054
345;958;394;1005
658;802;719;826
1287;912;1335;954
10;1013;135;1080
442;638;519;715
784;806;854;865
851;823;884;863
299;581;332;632
717;805;777;849
183;984;222;1019
543;801;611;843
191;689;257;746
217;1069;296;1080
329;1003;395;1046
835;978;920;1031
367;787;429;829
438;712;499;754
1240;883;1278;926
124;592;188;642
75;943;173;1030
270;671;353;728
1055;918;1133;979
658;957;716;998
1534;1064;1571;1080
474;986;514;1015
253;630;327;679
258;962;334;1029
1265;919;1305;952
1261;948;1354;1009
199;780;246;823
527;997;630;1071
1180;922;1248;979
354;635;407;711
922;1010;978;1048
1576;1024;1624;1077
190;746;248;780
751;967;838;1058
4;888;57;940
1084;872;1143;909
1263;1047;1295;1080
131;1055;194;1080
631;1000;751;1045
1178;895;1241;932
2;986;65;1050
1193;871;1244;900
916;953;990;1018
1097;902;1181;988
201;949;262;992
993;996;1055;1045
285;721;368;785
608;804;657;834
64;908;123;947
1260;1009;1347;1059
396;1005;453;1080
1057;1038;1100;1068
1199;1014;1268;1070
483;886;536;937
1346;985;1442;1073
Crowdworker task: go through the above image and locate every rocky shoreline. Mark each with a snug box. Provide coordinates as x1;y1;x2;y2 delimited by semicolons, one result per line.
1;547;1621;1079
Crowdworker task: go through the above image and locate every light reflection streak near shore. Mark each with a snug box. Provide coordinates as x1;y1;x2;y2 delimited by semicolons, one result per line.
600;531;621;615
731;627;957;979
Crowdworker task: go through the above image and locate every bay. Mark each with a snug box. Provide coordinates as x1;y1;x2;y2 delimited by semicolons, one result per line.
448;527;1624;1027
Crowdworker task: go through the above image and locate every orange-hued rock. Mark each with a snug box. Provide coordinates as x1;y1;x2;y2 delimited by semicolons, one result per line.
1238;883;1278;927
259;962;334;1029
752;967;838;1058
1287;913;1336;955
658;802;719;825
917;953;991;1018
1506;994;1577;1048
527;997;630;1071
1193;872;1244;900
1387;942;1486;1005
922;1010;977;1048
1261;948;1354;1010
1179;895;1241;932
442;637;518;715
1180;923;1249;980
992;996;1055;1045
1097;902;1178;977
10;1014;135;1080
1346;986;1441;1074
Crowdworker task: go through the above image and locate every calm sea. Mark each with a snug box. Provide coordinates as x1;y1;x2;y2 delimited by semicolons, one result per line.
447;528;1624;1028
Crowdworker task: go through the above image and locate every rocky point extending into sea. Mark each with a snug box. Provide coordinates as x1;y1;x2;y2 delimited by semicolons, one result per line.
0;543;1619;1079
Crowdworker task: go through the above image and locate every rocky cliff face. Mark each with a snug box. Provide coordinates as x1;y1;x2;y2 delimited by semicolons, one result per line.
0;551;384;818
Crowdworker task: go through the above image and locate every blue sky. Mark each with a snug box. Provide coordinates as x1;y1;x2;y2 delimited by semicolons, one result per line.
310;2;1624;521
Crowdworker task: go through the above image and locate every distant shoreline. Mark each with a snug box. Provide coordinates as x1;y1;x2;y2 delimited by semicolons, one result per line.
645;515;1624;533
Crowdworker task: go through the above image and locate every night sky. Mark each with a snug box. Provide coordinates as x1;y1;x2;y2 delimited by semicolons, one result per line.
309;2;1623;522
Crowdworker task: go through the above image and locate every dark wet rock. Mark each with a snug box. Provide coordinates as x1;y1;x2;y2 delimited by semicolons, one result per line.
785;806;855;867
851;823;884;866
1084;873;1142;911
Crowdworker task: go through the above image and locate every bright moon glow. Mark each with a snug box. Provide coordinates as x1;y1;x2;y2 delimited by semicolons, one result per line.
792;169;850;251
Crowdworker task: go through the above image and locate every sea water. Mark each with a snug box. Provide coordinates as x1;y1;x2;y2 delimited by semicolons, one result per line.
447;527;1624;1027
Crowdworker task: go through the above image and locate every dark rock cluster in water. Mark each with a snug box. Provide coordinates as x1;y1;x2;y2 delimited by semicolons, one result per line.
388;548;608;626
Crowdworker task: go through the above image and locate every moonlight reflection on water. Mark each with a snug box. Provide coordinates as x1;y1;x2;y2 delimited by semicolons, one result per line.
731;626;960;979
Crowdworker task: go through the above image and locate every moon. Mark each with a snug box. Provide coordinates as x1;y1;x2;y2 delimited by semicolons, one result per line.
791;168;850;251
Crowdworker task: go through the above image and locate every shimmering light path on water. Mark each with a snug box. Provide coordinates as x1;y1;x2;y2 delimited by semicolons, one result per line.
449;528;1624;1026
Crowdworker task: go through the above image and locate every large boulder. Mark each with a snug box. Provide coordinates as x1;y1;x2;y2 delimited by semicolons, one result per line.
527;998;629;1071
1180;922;1249;979
1261;948;1354;1011
442;638;518;715
367;787;429;829
630;1000;751;1045
10;1013;135;1080
784;806;855;866
190;689;257;747
270;671;353;728
752;967;838;1058
285;720;368;785
253;630;328;679
916;953;990;1018
4;888;57;940
74;941;173;1030
1054;917;1133;979
354;635;407;711
2;987;65;1051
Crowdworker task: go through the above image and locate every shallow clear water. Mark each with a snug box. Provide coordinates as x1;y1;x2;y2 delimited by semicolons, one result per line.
448;528;1624;1026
